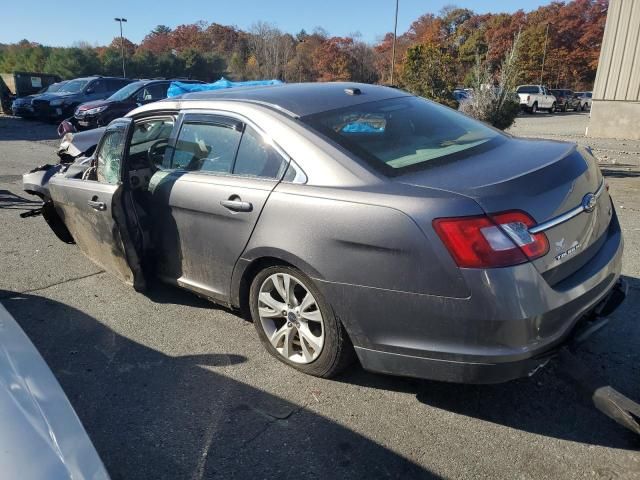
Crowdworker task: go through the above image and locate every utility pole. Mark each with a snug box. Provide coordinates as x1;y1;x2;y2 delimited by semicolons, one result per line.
390;0;399;85
114;18;128;78
540;22;550;85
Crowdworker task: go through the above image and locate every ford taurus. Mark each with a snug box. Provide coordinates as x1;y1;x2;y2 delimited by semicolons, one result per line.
23;83;626;383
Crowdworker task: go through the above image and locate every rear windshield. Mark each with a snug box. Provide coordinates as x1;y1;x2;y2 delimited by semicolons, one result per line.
516;86;539;94
302;96;502;175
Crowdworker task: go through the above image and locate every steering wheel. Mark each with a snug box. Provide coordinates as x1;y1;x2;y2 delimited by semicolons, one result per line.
147;139;169;166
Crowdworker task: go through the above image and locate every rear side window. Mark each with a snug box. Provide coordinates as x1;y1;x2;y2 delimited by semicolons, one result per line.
109;79;131;91
303;96;501;175
233;126;287;179
171;121;241;172
517;86;539;94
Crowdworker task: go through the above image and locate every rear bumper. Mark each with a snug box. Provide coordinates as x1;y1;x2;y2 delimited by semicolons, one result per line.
354;278;627;384
318;214;625;384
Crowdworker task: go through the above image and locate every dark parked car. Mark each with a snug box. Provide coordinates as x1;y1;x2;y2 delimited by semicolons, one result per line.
32;76;133;121
23;83;625;383
60;79;203;135
549;89;581;112
11;81;68;118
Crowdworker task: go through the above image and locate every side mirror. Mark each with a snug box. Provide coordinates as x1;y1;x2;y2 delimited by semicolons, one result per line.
86;88;94;94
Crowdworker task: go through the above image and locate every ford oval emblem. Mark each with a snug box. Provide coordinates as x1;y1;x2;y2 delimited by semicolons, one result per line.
582;193;597;212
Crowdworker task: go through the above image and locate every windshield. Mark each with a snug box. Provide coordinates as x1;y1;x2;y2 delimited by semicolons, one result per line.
46;82;66;93
516;86;539;94
58;79;90;93
108;81;144;101
303;96;501;175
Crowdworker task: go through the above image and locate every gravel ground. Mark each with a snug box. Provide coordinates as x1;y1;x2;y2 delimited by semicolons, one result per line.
0;113;638;479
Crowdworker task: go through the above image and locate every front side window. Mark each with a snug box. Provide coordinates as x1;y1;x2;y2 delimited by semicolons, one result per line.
129;118;175;166
171;121;241;172
96;125;127;184
137;83;168;102
233;126;287;179
303;96;502;175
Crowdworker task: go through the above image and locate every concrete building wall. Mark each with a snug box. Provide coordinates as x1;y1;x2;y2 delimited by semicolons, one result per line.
587;0;640;139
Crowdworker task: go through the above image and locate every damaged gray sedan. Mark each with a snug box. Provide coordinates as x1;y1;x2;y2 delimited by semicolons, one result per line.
23;83;626;382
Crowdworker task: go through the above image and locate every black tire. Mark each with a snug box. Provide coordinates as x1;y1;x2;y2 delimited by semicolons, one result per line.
530;103;538;114
550;102;557;113
581;103;586;111
249;265;354;378
562;103;568;112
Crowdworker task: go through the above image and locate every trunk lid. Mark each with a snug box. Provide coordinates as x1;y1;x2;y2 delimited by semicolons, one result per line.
396;137;612;281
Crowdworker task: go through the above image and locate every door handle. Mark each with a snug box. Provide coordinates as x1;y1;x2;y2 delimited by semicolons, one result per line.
220;199;253;212
88;200;106;211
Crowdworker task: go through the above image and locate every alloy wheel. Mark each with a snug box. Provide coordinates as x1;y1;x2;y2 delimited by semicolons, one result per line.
257;272;325;364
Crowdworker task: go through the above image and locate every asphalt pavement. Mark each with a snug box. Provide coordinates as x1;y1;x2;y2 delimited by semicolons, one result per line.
0;113;638;479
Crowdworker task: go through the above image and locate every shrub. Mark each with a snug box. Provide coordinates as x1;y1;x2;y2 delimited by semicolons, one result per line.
459;32;522;130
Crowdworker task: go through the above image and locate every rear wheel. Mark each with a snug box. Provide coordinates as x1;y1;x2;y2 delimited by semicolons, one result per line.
530;102;538;114
550;102;557;113
250;265;354;378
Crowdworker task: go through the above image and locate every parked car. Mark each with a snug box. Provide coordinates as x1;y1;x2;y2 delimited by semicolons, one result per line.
23;82;625;383
59;79;204;136
0;71;62;114
11;81;68;118
0;302;109;479
549;89;581;112
574;91;593;111
516;85;556;113
32;76;134;122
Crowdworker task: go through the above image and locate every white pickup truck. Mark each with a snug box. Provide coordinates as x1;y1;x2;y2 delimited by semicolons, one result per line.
516;85;557;114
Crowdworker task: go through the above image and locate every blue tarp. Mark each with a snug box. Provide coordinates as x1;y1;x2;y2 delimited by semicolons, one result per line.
341;122;385;133
167;77;283;98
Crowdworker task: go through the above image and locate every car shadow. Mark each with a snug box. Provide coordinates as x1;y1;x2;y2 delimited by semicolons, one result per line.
0;114;59;142
518;110;589;118
1;290;436;480
601;163;640;178
0;189;41;210
336;274;640;450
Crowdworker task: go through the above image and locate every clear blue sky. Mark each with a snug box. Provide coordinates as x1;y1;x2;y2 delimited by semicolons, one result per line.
3;0;550;46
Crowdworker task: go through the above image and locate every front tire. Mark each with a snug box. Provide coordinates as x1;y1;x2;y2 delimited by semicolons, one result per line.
550;102;557;113
250;265;354;378
530;103;538;114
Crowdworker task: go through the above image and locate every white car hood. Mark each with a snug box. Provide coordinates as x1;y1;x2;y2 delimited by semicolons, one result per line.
0;302;109;480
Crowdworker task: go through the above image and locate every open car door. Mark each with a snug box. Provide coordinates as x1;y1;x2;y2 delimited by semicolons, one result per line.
48;118;146;290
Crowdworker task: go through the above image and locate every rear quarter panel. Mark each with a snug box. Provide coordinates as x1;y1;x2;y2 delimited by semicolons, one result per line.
238;183;475;298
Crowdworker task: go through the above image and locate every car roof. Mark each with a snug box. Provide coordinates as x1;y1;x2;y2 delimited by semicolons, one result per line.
170;82;411;117
69;76;131;81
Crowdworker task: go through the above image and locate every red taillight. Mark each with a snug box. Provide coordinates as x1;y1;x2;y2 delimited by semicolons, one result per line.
527;95;530;102
433;211;549;268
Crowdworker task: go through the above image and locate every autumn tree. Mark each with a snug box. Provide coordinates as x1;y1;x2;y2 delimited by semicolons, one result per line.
313;37;354;82
139;25;172;55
